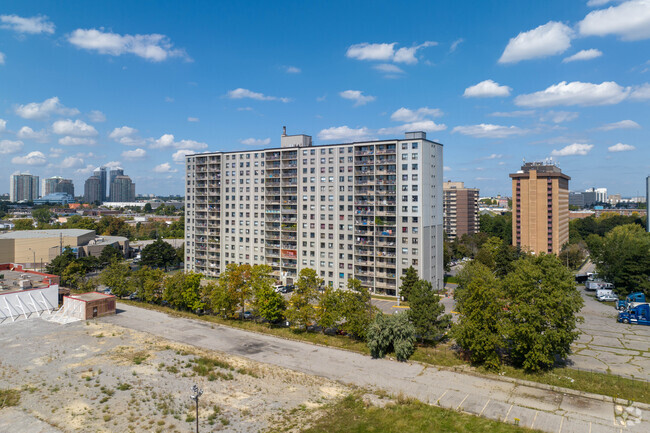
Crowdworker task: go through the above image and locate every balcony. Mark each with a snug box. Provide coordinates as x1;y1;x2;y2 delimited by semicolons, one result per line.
266;153;281;161
281;207;297;214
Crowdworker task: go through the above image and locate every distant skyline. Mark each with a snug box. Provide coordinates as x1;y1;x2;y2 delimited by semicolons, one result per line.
0;0;649;196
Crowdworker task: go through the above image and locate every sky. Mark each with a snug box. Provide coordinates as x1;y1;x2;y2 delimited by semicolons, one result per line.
0;0;649;197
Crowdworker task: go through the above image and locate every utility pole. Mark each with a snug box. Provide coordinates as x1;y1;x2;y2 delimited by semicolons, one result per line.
190;384;203;433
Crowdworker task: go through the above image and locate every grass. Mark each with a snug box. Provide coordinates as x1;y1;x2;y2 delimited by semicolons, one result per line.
0;389;20;409
444;275;460;284
300;394;539;433
120;300;650;404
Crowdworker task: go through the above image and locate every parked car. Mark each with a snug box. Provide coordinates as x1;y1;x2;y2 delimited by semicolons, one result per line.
597;293;619;302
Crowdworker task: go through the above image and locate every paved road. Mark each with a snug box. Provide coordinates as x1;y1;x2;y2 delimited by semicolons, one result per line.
105;303;648;433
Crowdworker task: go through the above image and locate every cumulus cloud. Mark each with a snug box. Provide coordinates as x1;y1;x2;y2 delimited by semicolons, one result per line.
339;90;376;106
104;161;122;169
58;136;97;146
463;80;512;98
12;150;47;165
452;124;528;138
0;139;23;154
378;107;446;135
540;111;579;123
587;0;620;6
551;143;594;156
390;107;443;122
499;21;573;63
60;156;85;169
0;52;4;65
121;148;147;160
88;110;106;122
150;134;208;150
52;119;98;136
377;120;447;136
318;126;372;142
15;96;79;120
68;28;190;62
239;138;271;146
49;147;63;158
17;126;49;142
108;126;144;146
226;88;290;103
372;63;405;76
0;14;55;34
579;0;650;41
346;41;436;64
563;49;603;63
0;118;6;132
443;166;452;172
153;162;178;173
172;149;194;163
75;164;96;175
489;110;536;118
597;119;641;130
283;66;301;74
514;81;630;107
608;142;636;152
630;83;650;100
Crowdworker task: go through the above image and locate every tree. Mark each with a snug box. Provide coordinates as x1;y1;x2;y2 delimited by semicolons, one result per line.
140;238;179;271
255;284;286;323
339;278;376;340
98;245;123;268
143;203;153;213
317;286;345;329
502;254;584;372
474;237;503;270
216;263;253;318
366;312;416;361
13;219;35;230
61;261;87;289
286;268;322;330
46;247;77;276
558;243;586;270
453;262;504;369
100;260;132;298
32;207;52;225
163;271;203;311
203;281;238;318
408;279;451;343
493;242;522;278
398;266;419;301
97;216;130;237
480;212;512;244
129;266;165;303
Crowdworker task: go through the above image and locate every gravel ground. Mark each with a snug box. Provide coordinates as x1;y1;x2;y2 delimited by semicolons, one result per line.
0;318;347;433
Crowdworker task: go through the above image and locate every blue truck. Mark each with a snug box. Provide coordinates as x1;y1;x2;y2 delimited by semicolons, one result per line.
617;303;650;325
617;292;646;311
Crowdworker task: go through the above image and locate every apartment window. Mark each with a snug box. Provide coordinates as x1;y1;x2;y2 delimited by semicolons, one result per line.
402;164;408;171
412;164;418;170
402;248;408;254
402;154;408;160
412;153;418;160
412;143;418;149
401;143;407;150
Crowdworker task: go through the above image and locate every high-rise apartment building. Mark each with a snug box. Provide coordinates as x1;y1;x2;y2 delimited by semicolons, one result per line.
110;175;136;202
9;173;39;202
55;179;75;197
43;176;74;197
442;181;479;241
93;166;107;203
84;176;102;204
510;162;570;255
185;130;444;293
109;168;124;201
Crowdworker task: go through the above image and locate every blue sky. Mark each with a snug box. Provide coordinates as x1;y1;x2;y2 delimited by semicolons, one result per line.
0;0;648;197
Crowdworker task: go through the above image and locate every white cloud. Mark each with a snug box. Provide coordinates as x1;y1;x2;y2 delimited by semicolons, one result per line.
0;118;6;132
226;88;290;103
563;49;603;63
172;149;194;163
284;66;301;74
153;162;178;173
0;14;54;34
88;110;106;122
17;126;49;142
0;139;23;154
390;107;443;122
345;41;436;64
187;117;199;122
15;96;79;120
108;126;144;146
75;164;95;175
450;38;464;52
630;83;650;100
443;166;452;172
121;148;147;160
52;119;98;136
541;111;579;123
58;136;97;146
489;110;536;118
150;134;208;150
608;142;636;152
239;138;271;146
579;0;650;41
60;156;85;169
463;80;512;98
12;151;47;166
339;90;376;106
373;63;405;77
482;153;503;160
514;81;630;107
318;126;372;142
0;52;4;65
68;28;190;62
378;120;446;135
105;161;122;169
551;143;594;156
452;124;528;138
49;147;63;157
499;21;573;63
587;0;619;6
597;119;641;130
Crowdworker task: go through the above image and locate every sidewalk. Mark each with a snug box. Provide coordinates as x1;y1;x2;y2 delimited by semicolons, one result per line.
106;303;648;433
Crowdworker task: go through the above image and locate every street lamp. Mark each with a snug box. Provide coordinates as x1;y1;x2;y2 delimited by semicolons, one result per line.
190;384;203;433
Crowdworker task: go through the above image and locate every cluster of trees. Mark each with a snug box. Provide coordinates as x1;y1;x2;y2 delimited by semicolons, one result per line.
569;214;645;244
454;254;584;372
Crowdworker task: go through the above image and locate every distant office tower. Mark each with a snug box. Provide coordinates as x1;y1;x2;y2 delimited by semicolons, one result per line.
84;176;102;204
510;162;570;255
442;181;479;241
55;179;74;197
586;187;607;204
93;166;107;202
10;173;39;202
110;175;136;202
44;176;74;197
109;168;124;201
185;129;444;293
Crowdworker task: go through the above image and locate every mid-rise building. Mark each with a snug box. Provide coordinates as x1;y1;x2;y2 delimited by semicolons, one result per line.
34;192;76;205
109;168;124;201
43;176;74;197
442;181;479;241
586;187;607;204
510;162;570;255
93;166;107;203
84;176;102;204
110;175;136;202
184;130;444;294
9;173;39;202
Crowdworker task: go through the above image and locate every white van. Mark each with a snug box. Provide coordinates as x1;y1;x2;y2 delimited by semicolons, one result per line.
596;289;617;302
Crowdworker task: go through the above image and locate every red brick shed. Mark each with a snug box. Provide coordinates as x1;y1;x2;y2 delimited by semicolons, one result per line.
63;292;116;320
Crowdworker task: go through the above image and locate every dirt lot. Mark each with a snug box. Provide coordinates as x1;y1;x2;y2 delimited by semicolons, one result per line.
0;318;348;433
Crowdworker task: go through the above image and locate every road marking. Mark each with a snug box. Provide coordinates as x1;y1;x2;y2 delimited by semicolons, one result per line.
558;416;564;433
531;411;538;429
503;404;513;422
456;393;469;410
479;399;490;416
436;390;448;405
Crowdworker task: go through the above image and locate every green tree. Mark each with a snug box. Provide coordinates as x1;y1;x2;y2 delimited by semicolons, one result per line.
100;260;132;298
129;266;165;303
143;203;153;213
398;266;419;301
339;278;376;340
453;262;504;369
408;279;451;343
63;215;98;231
286;268;322;330
366;312;416;361
163;271;203;311
98;245;123;268
203;280;238;318
32;207;52;225
479;212;512;244
558;242;587;270
255;285;286;323
140;238;179;271
13;219;35;230
216;263;253;318
317;286;345;329
502;254;584;372
493;242;522;278
46;248;77;276
61;261;87;289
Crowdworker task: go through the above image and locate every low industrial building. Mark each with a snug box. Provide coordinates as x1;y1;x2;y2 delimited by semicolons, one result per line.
61;292;116;320
0;264;60;323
